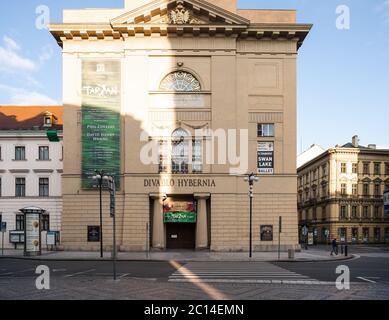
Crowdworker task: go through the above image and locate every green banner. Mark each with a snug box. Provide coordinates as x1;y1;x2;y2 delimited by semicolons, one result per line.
164;212;197;223
81;60;121;189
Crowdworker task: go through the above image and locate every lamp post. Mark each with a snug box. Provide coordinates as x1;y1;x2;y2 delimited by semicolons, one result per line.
244;173;259;258
93;170;108;258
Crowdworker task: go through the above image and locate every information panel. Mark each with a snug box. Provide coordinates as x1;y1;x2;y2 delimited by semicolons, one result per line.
81;60;121;189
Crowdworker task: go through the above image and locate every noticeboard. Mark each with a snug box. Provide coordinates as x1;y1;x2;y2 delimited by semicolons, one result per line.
87;226;100;242
257;142;274;174
260;225;273;241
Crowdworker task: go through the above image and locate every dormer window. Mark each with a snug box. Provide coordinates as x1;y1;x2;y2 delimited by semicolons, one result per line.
43;112;58;128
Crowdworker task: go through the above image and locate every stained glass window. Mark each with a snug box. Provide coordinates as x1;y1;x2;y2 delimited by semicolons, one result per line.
159;71;201;92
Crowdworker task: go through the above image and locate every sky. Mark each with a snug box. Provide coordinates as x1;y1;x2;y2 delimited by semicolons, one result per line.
0;0;388;152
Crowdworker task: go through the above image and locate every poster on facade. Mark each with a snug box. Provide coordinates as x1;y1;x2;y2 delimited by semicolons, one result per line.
25;213;40;254
81;60;121;189
257;142;274;174
260;225;273;241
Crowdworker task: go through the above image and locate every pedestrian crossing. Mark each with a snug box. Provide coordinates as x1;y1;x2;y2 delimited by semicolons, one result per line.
168;262;333;285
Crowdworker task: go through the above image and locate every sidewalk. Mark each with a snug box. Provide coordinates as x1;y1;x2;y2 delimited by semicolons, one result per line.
0;248;354;262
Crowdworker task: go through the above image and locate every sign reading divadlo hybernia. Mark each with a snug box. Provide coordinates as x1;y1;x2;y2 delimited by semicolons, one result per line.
257;142;274;174
81;61;121;188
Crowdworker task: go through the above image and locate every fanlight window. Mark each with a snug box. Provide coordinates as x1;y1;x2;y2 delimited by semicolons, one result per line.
159;71;201;92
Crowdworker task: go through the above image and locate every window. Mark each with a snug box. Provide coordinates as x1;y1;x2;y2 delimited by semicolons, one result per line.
352;163;358;174
341;163;347;173
257;124;274;137
374;163;381;175
313;208;317;220
374;206;380;219
171;129;189;174
0;177;2;197
363;162;370;174
386;163;389;175
15;214;24;231
192;139;202;173
363;184;369;196
322;206;327;221
15;178;26;197
159;71;201;92
15;146;25;160
341;183;347;195
374;184;381;197
322;164;327;176
0;146;2;160
41;214;50;231
39;178;49;197
351;206;358;219
39;146;49;160
363;206;369;218
322;184;327;197
352;184;358;196
340;206;347;219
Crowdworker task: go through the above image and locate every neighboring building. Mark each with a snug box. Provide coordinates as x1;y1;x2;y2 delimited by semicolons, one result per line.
0;106;63;249
49;0;311;251
297;144;325;168
298;136;389;244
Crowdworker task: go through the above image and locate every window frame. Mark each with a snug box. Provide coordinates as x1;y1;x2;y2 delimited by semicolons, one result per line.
15;146;26;161
257;123;275;138
39;177;49;197
38;146;50;161
15;177;26;197
15;214;25;231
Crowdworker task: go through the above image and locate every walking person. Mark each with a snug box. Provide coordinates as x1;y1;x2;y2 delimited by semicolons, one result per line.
330;238;338;256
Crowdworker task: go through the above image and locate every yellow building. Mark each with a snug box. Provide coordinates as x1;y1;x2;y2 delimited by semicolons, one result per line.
298;136;389;244
49;0;311;251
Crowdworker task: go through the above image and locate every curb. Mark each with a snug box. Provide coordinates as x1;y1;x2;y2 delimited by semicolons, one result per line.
0;254;356;263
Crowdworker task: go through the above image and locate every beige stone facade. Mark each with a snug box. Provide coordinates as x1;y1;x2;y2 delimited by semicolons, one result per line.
298;136;389;244
49;0;311;251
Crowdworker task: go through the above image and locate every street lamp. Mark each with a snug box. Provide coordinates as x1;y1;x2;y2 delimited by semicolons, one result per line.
244;173;259;258
93;170;109;258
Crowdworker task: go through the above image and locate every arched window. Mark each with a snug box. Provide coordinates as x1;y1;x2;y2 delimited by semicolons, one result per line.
171;128;189;173
159;71;201;92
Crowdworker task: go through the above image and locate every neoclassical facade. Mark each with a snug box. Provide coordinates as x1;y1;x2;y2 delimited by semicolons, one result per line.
49;0;311;251
298;136;389;244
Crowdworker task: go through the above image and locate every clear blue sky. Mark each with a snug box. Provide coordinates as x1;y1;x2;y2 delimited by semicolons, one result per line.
0;0;388;151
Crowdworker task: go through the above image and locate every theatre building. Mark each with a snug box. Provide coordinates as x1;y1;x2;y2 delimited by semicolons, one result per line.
49;0;311;251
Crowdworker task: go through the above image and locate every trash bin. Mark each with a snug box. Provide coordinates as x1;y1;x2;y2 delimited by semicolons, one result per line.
288;249;295;260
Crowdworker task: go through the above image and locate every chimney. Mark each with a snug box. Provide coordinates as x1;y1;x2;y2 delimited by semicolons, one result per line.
352;135;359;148
368;144;376;149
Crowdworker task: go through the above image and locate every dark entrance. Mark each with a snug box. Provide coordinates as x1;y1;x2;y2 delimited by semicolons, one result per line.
166;223;196;249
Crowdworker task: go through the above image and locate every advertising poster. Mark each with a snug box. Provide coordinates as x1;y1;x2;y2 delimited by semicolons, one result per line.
25;213;40;254
257;142;274;174
81;60;121;189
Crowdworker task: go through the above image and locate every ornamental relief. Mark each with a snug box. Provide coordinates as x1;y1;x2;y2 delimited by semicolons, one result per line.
159;1;205;25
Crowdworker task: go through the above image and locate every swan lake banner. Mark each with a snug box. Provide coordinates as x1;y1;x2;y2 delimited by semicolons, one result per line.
81;60;121;189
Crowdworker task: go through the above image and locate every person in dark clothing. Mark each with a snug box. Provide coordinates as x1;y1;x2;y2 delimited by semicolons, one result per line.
330;238;338;256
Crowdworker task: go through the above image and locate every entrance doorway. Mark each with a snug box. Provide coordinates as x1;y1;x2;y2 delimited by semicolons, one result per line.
166;223;196;249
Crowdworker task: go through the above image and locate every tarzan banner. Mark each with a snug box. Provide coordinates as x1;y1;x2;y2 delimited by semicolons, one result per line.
81;60;121;189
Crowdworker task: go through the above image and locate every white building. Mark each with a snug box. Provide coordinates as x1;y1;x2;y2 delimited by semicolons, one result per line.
0;106;63;249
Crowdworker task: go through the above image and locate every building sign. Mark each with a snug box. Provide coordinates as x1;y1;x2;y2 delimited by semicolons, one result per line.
260;225;273;241
144;178;216;188
164;212;197;223
25;213;41;255
87;226;100;242
81;60;121;189
384;190;389;213
257;142;274;174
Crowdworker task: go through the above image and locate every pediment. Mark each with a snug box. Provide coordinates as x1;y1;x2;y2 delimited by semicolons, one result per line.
111;0;250;26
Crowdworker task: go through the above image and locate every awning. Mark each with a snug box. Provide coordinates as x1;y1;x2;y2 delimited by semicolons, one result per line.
164;212;196;223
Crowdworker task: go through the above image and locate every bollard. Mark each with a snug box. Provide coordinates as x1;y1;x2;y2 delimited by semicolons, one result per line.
345;245;348;257
288;249;295;260
340;245;344;255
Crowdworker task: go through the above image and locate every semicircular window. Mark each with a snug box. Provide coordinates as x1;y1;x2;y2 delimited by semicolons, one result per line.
159;71;201;92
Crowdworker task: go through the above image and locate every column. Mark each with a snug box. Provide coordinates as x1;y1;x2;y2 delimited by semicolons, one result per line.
150;194;165;249
194;193;210;250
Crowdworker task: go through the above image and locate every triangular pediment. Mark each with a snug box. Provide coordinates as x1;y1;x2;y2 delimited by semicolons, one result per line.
111;0;250;26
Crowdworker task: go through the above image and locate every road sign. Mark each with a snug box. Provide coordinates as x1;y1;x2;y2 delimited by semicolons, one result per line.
384;190;389;213
1;222;6;232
